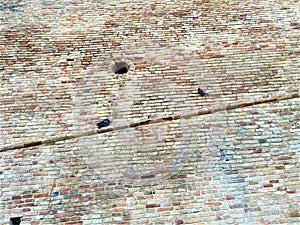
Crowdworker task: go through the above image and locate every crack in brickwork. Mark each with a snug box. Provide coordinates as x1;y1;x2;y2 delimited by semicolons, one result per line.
1;92;298;152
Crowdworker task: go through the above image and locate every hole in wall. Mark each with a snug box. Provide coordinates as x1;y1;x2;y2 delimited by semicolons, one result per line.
113;61;129;74
10;217;22;225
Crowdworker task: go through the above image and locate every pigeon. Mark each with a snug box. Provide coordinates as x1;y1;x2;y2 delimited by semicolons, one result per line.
97;119;110;129
220;150;226;158
10;217;21;225
198;87;208;96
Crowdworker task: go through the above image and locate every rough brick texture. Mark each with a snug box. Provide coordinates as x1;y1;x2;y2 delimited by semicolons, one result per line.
0;0;299;224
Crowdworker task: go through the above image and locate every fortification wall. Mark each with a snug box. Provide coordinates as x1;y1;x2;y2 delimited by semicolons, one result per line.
0;0;299;224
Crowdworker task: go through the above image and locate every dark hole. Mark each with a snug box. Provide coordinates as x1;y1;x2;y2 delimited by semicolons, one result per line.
10;217;22;225
113;61;129;74
115;67;128;74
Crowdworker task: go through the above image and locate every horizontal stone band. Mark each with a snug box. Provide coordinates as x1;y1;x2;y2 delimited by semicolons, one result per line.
1;92;298;152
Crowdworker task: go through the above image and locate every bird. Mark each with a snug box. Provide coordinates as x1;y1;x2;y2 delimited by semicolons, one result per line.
97;119;110;129
220;150;226;158
198;87;208;96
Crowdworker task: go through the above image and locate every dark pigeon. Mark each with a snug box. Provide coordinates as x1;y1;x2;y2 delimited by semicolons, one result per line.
198;87;208;96
97;119;110;129
10;217;21;225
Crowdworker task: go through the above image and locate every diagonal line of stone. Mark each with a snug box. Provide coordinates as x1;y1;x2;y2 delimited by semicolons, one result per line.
0;92;299;152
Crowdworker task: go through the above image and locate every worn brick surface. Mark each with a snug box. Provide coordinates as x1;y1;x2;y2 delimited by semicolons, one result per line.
0;0;299;224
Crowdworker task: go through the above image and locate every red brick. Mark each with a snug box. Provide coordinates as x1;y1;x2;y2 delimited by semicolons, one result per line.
205;202;222;206
22;208;31;212
12;196;22;200
226;196;235;200
112;212;122;216
146;203;160;208
277;156;292;160
34;193;48;198
60;218;70;222
23;194;33;198
156;207;173;212
137;195;154;200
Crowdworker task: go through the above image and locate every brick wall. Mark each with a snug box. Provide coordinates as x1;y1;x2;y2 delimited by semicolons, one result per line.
0;0;299;224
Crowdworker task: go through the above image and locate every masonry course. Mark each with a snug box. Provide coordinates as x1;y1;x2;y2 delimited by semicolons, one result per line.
0;0;299;224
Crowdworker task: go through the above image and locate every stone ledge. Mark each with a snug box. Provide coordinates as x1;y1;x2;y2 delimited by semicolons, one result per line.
0;92;298;152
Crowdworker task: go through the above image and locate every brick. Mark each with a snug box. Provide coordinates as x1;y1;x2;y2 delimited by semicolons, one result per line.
156;207;173;212
33;193;48;198
12;196;22;200
146;203;160;208
205;202;222;206
226;196;235;200
244;207;262;212
230;204;247;209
